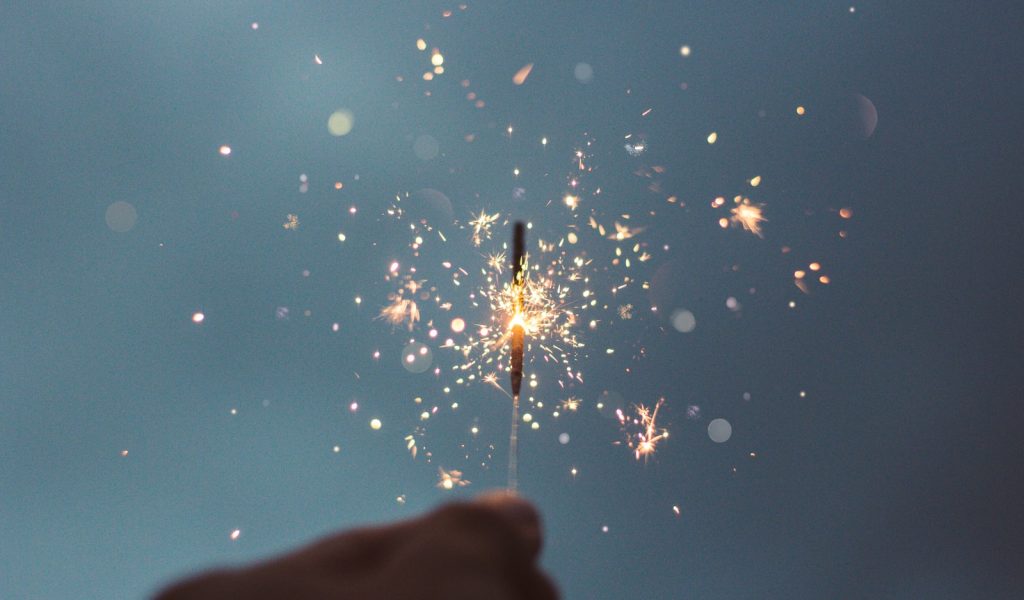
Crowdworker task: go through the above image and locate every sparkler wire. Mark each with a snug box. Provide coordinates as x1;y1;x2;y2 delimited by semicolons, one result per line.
508;222;526;491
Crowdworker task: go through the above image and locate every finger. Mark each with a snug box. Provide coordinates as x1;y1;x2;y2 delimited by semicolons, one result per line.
514;568;560;600
300;492;543;570
276;492;548;598
283;516;430;574
474;491;544;559
153;570;238;600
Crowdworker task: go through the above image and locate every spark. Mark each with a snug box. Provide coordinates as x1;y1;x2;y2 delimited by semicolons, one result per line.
437;467;469;490
608;221;644;241
378;297;420;330
512;63;534;85
730;201;767;237
560;396;582;412
624;141;646;156
487;251;507;275
469;210;501;247
621;398;669;460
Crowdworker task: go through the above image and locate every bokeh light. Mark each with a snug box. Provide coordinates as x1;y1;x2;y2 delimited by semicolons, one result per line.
401;342;433;373
670;309;696;333
327;109;354;136
708;418;732;443
413;134;439;160
574;62;593;83
105;201;137;233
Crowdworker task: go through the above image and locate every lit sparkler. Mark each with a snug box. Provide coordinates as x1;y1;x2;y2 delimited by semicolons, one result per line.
508;221;526;491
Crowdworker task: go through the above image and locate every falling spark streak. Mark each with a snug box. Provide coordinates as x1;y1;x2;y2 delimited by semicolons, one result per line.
508;222;526;491
512;63;534;85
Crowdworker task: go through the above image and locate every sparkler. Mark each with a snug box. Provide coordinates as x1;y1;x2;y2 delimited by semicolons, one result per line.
508;221;526;491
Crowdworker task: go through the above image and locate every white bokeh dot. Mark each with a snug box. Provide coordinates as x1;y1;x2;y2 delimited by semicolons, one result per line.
671;309;696;333
413;135;439;160
401;342;433;373
105;201;138;232
708;418;732;443
574;62;593;83
327;109;354;136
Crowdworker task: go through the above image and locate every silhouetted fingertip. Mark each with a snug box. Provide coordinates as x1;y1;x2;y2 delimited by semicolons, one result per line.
476;490;543;556
476;491;539;525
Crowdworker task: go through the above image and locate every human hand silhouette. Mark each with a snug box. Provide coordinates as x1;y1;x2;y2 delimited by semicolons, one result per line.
156;492;557;600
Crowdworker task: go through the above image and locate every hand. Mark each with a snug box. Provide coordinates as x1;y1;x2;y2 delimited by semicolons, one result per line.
156;492;558;600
